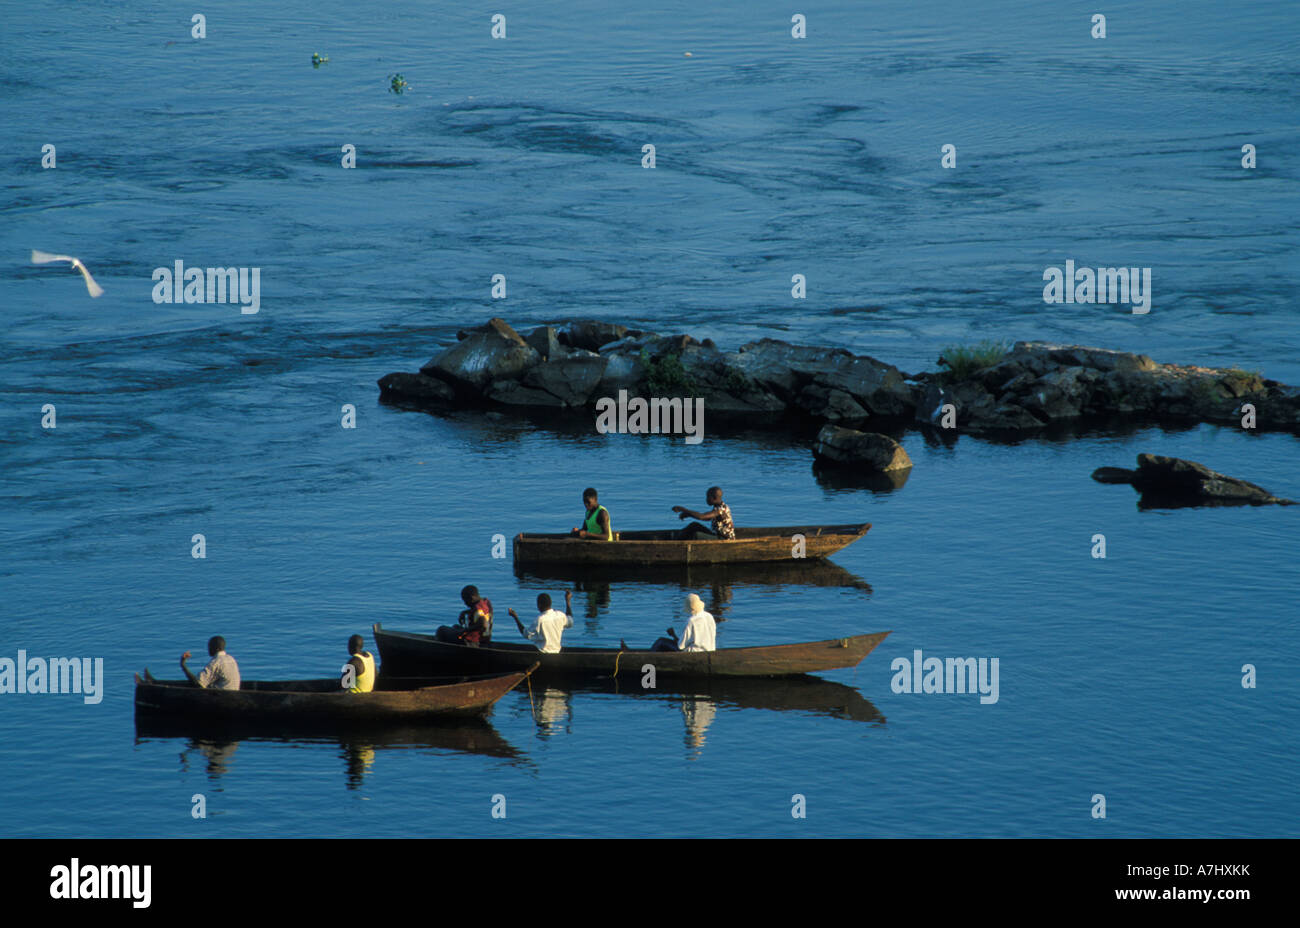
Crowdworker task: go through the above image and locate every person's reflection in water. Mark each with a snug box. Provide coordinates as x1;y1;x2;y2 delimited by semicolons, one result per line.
573;580;609;630
179;738;238;781
705;578;733;621
342;743;376;791
533;687;573;738
681;695;717;760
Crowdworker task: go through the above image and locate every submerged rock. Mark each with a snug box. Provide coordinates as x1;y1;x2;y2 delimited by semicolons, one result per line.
377;371;456;404
1093;454;1295;507
812;425;913;473
1090;467;1137;484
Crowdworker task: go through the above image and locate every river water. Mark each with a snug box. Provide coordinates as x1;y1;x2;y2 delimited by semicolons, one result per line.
1;0;1296;837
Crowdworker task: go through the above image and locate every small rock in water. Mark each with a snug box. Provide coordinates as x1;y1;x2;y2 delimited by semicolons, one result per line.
1094;454;1295;507
1090;467;1137;484
812;425;912;473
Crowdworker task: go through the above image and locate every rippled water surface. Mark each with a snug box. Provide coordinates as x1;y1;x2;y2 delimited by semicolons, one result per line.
1;0;1297;837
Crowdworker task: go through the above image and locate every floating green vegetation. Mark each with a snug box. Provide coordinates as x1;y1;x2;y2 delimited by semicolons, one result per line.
639;348;696;395
389;73;408;94
311;52;329;67
938;339;1011;382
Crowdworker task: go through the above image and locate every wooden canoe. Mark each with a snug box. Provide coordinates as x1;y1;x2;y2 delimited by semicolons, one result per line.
513;522;871;566
132;666;536;723
374;623;889;680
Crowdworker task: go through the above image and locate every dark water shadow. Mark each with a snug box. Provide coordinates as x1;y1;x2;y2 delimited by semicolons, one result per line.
135;714;529;788
514;559;872;624
966;414;1209;446
813;462;911;493
379;394;813;452
576;674;884;724
512;674;885;758
515;559;873;592
1135;492;1286;510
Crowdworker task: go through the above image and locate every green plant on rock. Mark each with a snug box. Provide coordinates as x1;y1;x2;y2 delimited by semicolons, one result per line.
937;339;1011;383
720;365;751;395
639;348;696;395
1189;376;1227;404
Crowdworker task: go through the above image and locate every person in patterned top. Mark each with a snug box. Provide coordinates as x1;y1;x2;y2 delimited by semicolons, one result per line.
672;486;736;540
435;585;494;647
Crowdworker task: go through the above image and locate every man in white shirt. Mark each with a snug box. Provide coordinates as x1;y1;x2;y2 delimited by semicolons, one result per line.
180;636;241;690
509;591;574;654
678;593;716;652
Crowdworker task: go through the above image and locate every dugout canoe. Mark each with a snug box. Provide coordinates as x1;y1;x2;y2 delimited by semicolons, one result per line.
374;623;889;679
132;666;536;723
513;522;871;567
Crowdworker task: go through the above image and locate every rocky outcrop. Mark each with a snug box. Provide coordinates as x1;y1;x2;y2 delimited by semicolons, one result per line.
812;425;913;473
729;340;914;420
381;317;907;422
924;340;1299;433
1091;454;1296;507
378;318;1300;436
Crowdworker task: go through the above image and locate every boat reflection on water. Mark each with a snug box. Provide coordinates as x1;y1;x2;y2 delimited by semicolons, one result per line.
135;715;529;789
515;559;872;622
515;674;885;757
641;676;885;760
606;675;885;724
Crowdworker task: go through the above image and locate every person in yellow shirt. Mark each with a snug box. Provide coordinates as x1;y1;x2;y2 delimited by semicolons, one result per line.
342;634;376;693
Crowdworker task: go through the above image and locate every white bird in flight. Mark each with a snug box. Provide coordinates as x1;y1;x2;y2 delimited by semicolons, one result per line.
31;249;104;297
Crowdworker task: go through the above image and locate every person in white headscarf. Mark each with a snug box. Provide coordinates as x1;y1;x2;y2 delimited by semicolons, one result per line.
677;593;716;652
648;593;718;652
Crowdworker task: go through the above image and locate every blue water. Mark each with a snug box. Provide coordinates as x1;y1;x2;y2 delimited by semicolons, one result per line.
1;0;1297;837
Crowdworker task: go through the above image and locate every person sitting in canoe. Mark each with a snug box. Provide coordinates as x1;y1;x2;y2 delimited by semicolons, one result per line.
508;590;575;653
570;487;613;540
649;594;717;652
180;636;241;690
435;586;494;647
671;486;735;540
342;634;376;693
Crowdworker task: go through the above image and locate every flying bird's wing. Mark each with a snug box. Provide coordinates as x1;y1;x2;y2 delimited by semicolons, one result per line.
31;250;104;296
72;260;105;298
31;249;74;265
